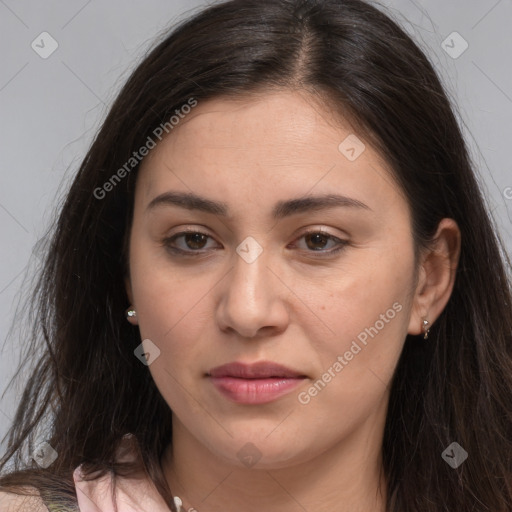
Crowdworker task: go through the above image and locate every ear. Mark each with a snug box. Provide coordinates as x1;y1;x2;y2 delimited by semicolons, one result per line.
407;218;461;335
124;275;138;326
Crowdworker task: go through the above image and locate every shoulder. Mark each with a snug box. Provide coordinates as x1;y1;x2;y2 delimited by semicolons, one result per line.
0;489;48;512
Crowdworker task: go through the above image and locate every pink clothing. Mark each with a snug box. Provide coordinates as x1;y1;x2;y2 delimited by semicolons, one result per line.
73;436;173;512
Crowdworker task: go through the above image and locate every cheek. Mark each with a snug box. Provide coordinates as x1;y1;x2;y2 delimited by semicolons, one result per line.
293;261;412;437
129;264;215;413
132;269;207;351
303;239;415;378
128;240;219;383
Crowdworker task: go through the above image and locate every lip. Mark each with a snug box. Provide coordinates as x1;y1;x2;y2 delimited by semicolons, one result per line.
208;361;306;379
207;361;307;404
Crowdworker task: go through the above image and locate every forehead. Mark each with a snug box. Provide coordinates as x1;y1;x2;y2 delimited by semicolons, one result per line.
136;90;405;219
144;90;356;165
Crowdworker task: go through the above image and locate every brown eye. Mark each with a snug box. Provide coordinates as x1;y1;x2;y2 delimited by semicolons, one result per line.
163;228;348;259
304;232;331;251
182;232;209;250
292;230;348;257
162;230;218;255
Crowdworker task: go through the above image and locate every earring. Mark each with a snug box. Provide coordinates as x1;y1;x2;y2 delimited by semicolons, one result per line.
422;319;431;340
126;307;137;320
173;496;183;512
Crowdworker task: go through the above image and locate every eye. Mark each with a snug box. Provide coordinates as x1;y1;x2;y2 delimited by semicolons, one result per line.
290;229;349;257
162;229;218;255
162;228;348;258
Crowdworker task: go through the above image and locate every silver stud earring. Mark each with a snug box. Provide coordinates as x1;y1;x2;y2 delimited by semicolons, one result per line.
422;319;430;340
126;307;137;320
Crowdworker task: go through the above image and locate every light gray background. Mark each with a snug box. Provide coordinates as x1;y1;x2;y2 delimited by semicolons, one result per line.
1;0;511;454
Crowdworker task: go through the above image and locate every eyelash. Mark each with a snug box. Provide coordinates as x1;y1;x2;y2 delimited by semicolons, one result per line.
161;228;349;258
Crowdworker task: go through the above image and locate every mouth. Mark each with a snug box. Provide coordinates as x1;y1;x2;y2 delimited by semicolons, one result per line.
207;361;308;404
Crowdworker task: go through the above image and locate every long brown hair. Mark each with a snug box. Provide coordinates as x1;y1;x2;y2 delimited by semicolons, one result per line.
1;0;511;510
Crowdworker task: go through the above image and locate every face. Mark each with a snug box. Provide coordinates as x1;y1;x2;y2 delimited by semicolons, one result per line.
125;90;419;469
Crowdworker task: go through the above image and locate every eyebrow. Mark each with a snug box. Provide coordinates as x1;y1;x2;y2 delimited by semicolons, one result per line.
146;191;371;219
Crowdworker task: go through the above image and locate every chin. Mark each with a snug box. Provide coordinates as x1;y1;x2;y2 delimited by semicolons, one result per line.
207;433;316;470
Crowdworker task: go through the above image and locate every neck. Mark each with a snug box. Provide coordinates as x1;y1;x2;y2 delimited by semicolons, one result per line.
161;407;388;512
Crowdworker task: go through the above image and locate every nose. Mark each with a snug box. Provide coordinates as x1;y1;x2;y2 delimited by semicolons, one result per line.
216;245;290;340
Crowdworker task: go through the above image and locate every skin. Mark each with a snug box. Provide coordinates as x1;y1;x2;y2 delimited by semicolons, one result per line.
125;89;461;512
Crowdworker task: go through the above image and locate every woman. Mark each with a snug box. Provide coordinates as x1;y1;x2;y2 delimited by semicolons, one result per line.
1;0;511;510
